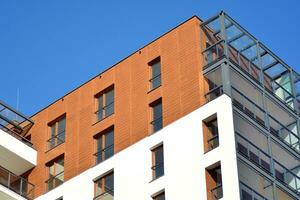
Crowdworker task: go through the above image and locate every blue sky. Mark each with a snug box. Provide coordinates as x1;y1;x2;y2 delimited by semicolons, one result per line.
0;0;299;116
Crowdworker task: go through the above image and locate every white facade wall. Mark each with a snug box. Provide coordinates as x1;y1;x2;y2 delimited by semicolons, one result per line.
31;94;240;200
0;129;37;175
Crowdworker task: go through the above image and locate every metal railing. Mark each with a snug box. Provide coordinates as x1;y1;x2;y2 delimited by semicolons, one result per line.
94;144;114;164
0;100;34;147
240;181;268;200
94;188;114;200
149;74;161;90
0;165;35;199
96;102;114;121
207;135;219;152
232;86;300;154
205;85;223;102
45;171;64;192
236;133;300;195
47;131;65;150
203;40;225;68
236;133;271;174
210;184;223;200
150;117;163;133
151;162;164;179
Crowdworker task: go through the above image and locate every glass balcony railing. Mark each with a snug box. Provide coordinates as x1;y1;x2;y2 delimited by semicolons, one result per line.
201;12;300;115
232;86;300;154
0;100;34;147
240;181;269;200
0;165;35;199
236;132;300;195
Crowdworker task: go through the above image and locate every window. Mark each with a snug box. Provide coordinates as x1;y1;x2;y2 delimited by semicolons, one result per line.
153;191;165;200
152;144;164;179
203;114;219;153
94;127;114;164
47;115;66;150
149;57;161;90
96;87;114;121
150;99;163;133
94;172;114;200
46;156;64;191
206;163;223;200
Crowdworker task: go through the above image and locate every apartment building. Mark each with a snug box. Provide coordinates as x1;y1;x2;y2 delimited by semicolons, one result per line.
0;11;300;200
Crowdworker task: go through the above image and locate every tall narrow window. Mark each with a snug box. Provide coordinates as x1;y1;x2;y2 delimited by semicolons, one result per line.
150;99;163;133
152;144;164;180
206;163;223;200
149;57;161;90
94;172;114;200
203;114;219;153
94;127;114;164
46;156;64;191
48;115;66;150
96;87;114;121
153;191;165;200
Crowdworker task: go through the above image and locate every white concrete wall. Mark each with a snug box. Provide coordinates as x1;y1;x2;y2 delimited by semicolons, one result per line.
0;129;37;175
35;94;240;200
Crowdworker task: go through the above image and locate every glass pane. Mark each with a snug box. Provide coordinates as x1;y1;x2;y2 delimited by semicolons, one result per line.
152;62;161;78
98;95;103;120
154;146;164;178
95;180;103;196
105;90;114;117
105;173;114;192
56;159;64;175
153;103;162;120
58;117;66;134
104;130;114;159
51;125;56;137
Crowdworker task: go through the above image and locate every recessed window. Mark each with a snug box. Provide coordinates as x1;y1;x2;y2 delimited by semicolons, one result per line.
95;86;114;121
153;191;165;200
46;156;64;191
150;99;163;134
203;114;219;153
94;171;114;200
152;144;164;180
47;115;66;150
149;57;161;90
206;162;223;200
94;127;114;164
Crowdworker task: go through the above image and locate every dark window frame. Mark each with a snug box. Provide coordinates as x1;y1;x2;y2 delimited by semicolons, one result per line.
95;86;114;122
47;114;66;150
45;155;64;192
94;127;114;164
94;171;114;200
150;98;163;134
149;57;162;91
151;144;164;180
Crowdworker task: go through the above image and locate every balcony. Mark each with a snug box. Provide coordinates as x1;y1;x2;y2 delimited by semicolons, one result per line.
0;165;34;200
0;100;36;175
236;133;300;197
201;12;300;116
